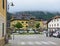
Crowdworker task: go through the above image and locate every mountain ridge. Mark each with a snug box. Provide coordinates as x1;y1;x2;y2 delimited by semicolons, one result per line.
8;11;60;20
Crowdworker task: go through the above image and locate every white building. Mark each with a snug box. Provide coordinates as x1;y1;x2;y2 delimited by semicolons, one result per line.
48;16;60;32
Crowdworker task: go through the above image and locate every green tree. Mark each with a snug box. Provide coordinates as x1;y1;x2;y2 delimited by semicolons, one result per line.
15;22;23;29
14;22;23;33
36;23;40;28
35;23;40;33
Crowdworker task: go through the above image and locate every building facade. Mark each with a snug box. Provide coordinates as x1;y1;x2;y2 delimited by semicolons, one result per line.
42;21;47;30
10;18;47;32
48;16;60;32
0;0;7;45
10;19;29;30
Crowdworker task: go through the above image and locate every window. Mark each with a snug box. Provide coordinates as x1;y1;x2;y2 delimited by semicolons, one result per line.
54;19;56;22
26;22;28;23
31;22;33;23
57;23;59;26
22;22;24;23
2;23;4;37
26;26;28;27
57;19;59;21
2;0;4;9
54;24;56;26
52;24;53;27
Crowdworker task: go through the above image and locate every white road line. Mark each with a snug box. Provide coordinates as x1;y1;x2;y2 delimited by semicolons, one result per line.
27;41;34;45
20;42;26;45
41;41;50;45
9;40;57;45
48;41;57;45
35;41;42;45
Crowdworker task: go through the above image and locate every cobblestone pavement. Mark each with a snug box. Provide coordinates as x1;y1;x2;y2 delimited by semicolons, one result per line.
5;34;60;46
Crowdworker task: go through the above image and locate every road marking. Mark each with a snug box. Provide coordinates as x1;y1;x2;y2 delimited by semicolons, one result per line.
48;41;57;45
41;41;50;45
27;41;34;45
9;39;57;46
35;41;42;45
20;42;26;45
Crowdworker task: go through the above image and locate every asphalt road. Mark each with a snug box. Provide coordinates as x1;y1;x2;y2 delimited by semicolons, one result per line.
5;34;60;46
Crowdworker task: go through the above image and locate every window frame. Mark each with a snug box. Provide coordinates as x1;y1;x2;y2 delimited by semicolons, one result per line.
2;23;4;37
2;0;4;9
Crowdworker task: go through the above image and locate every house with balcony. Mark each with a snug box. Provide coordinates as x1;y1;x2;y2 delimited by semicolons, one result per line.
47;16;60;32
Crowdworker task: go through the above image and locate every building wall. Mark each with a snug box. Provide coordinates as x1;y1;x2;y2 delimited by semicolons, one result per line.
48;18;60;28
42;21;47;29
40;21;44;29
28;20;36;29
10;20;29;29
0;0;7;46
0;0;6;17
48;18;60;31
0;0;6;38
10;20;47;31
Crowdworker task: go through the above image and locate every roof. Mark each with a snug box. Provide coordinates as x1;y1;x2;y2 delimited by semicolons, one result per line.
11;14;41;22
10;19;29;22
42;21;47;25
53;15;60;19
47;15;60;24
11;14;36;20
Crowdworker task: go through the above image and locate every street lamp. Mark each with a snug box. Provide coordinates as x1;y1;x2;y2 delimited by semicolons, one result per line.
6;0;15;29
7;2;14;10
4;0;15;44
7;0;15;26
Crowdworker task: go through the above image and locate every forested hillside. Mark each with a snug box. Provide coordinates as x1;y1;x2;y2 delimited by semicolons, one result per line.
8;11;60;20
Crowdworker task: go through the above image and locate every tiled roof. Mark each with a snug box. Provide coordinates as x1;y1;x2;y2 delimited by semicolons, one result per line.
53;15;60;19
11;14;32;20
47;15;60;24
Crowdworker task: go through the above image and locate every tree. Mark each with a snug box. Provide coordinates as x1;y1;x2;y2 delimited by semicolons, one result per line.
14;22;23;33
35;23;40;33
12;24;16;32
36;23;40;28
15;22;23;29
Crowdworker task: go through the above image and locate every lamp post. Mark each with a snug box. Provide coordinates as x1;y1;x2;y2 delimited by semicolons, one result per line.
5;0;14;43
7;2;14;10
6;0;14;31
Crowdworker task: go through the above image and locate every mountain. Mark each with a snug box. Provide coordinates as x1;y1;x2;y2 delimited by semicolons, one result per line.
11;11;60;20
7;12;12;20
7;12;13;27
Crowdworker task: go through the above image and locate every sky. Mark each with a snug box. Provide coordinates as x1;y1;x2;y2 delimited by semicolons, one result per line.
8;0;60;13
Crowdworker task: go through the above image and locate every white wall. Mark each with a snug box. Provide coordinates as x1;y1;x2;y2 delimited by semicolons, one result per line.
48;18;60;28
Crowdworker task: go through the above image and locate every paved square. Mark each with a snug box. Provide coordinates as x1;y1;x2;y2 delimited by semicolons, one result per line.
5;34;60;46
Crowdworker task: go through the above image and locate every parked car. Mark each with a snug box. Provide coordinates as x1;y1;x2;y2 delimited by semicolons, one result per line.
53;31;60;38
